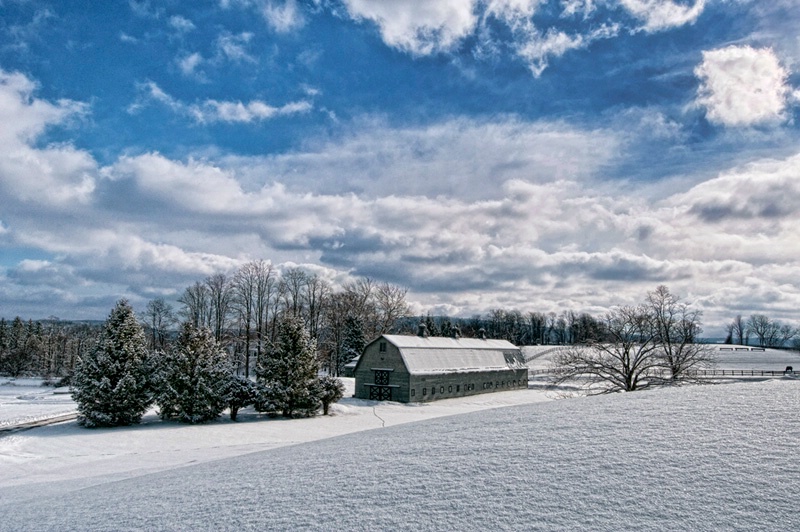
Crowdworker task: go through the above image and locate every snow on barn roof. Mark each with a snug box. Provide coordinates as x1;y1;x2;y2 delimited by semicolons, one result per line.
381;334;524;374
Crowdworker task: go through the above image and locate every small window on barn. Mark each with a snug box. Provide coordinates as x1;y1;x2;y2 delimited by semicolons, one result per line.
411;389;415;397
440;386;444;394
431;387;435;395
456;385;460;392
379;342;387;352
422;388;427;395
448;385;452;393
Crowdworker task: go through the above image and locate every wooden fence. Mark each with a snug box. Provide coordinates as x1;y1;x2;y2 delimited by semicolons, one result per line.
529;368;796;378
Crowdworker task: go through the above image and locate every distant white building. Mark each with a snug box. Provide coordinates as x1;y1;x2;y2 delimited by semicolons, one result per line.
353;325;528;402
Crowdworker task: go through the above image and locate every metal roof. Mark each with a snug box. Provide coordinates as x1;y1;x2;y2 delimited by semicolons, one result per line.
381;335;523;374
383;335;517;350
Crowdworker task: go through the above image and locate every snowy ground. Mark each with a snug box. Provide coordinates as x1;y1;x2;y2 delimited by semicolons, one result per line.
0;378;553;506
2;378;800;530
0;378;75;427
524;344;800;372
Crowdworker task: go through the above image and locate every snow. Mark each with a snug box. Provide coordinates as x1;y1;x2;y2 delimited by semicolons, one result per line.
1;376;799;530
0;378;76;427
0;378;551;505
710;344;800;370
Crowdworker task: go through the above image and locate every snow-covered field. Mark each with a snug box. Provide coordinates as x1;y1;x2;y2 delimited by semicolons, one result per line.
2;377;799;531
524;344;800;372
0;378;76;427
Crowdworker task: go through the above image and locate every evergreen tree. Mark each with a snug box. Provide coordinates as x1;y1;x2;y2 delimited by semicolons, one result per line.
224;374;260;421
314;375;345;415
156;323;232;424
339;315;366;375
72;300;154;427
256;315;319;417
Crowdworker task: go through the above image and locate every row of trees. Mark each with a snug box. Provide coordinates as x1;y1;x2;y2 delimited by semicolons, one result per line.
0;317;101;378
146;262;411;378
725;314;799;348
418;309;605;347
72;300;345;427
553;286;713;393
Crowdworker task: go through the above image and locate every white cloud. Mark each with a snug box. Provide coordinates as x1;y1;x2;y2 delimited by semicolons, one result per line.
336;0;700;75
199;99;312;123
619;0;705;33
132;81;312;123
0;69;96;207
515;24;619;76
228;117;620;199
695;45;791;128
177;52;204;76
5;67;800;330
261;0;305;33
169;15;196;33
342;0;478;56
215;32;256;63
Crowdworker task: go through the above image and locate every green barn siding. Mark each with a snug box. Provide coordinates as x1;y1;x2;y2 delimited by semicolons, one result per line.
354;341;411;402
409;368;528;403
354;335;529;403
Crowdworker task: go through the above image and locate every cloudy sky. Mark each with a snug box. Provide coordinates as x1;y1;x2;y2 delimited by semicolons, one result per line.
1;0;799;334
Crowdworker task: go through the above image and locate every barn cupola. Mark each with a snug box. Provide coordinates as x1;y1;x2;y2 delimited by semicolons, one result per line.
417;322;428;338
478;328;487;339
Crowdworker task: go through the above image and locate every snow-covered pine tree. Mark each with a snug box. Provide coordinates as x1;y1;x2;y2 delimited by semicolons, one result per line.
256;315;320;417
72;300;155;427
224;374;260;421
156;322;232;423
314;375;345;415
338;315;366;375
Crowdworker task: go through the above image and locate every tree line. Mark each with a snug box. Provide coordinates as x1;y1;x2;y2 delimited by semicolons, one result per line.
146;261;412;378
72;300;345;427
724;314;799;348
2;261;799;382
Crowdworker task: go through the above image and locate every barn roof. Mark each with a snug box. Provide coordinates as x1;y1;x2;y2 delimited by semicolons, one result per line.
381;334;524;375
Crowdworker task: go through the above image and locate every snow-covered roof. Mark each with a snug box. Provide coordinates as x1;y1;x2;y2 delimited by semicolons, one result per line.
383;335;517;351
381;335;523;374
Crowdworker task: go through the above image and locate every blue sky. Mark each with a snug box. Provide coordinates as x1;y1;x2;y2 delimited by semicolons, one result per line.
1;0;799;334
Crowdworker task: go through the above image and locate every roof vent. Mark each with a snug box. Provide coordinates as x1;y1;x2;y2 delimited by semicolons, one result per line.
478;328;487;340
417;322;428;338
452;326;461;339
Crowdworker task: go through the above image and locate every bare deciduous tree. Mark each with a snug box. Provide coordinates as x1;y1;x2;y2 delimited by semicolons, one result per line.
646;285;714;381
142;297;177;350
554;305;661;393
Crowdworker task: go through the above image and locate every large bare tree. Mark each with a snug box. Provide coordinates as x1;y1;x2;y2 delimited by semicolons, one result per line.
554;305;661;393
646;285;714;381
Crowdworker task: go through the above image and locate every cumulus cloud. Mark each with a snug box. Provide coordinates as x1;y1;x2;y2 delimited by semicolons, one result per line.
177;52;204;76
168;15;195;33
695;45;791;127
261;0;305;33
336;0;701;75
131;81;312;123
229;117;620;199
341;0;478;56
515;23;618;76
619;0;705;32
5;67;800;330
0;69;96;207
